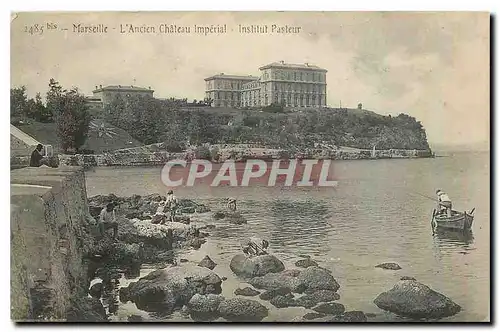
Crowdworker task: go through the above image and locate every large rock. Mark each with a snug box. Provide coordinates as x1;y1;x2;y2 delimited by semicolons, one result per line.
234;287;260;297
230;254;285;278
249;271;306;293
187;293;225;314
313;302;345;315
249;267;339;294
400;276;416;281
118;218;174;249
110;242;144;266
259;287;292;301
269;294;295;308
293;290;340;309
226;211;247;225
297;267;340;292
198;255;217;270
125;265;222;313
295;258;318;268
375;262;402;270
373;280;461;319
331;311;367;322
218;298;268;322
212;211;226;220
303;312;326;320
66;297;108;322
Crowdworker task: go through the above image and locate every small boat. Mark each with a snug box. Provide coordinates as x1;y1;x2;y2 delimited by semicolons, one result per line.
431;208;475;231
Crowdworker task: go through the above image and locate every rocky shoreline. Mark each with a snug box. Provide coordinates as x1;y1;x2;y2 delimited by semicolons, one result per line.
69;193;461;323
56;145;433;168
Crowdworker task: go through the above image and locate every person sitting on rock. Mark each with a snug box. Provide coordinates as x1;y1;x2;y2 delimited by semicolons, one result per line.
165;190;179;223
227;197;237;211
151;199;167;224
241;237;269;257
99;202;118;239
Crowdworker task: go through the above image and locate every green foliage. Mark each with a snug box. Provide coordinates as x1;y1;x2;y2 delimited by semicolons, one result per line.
103;95;429;151
10;87;52;123
47;79;92;153
261;102;285;113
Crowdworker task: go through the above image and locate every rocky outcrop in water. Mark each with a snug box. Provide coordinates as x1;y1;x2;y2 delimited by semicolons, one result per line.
295;258;318;268
303;312;326;320
331;311;368;322
217;298;269;322
187;293;225;316
294;290;340;308
229;254;285;278
66;297;108;322
400;276;416;281
123;265;223;314
375;262;402;270
88;194;211;221
259;287;292;301
373;280;461;319
248;270;306;293
313;302;345;315
234;287;260;297
296;267;340;292
212;210;247;224
198;256;217;270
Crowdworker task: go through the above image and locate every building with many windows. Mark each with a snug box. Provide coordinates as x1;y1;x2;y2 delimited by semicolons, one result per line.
205;61;327;108
92;85;154;105
204;74;259;107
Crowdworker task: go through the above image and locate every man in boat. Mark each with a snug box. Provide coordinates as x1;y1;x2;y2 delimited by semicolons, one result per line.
241;237;269;257
436;189;452;217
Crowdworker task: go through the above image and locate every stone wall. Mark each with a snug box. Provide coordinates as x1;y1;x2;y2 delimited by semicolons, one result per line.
58;148;432;168
10;167;94;321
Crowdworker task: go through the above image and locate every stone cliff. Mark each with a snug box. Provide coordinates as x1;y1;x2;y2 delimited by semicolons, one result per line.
10;167;94;321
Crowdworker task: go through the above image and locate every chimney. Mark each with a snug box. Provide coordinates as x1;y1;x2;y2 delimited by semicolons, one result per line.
305;62;309;66
99;84;102;88
118;85;121;88
95;85;98;89
220;73;224;75
358;103;363;110
280;60;285;64
148;86;151;90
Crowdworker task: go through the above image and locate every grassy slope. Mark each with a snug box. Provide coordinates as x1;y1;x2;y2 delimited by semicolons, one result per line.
17;118;144;154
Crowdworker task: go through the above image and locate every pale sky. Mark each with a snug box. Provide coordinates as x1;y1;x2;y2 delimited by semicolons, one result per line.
11;12;490;147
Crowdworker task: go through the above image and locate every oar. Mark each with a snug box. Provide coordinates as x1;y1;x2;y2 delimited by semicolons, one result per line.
407;190;439;202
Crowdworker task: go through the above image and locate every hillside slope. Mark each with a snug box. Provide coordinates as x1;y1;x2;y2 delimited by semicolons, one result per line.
17;118;144;154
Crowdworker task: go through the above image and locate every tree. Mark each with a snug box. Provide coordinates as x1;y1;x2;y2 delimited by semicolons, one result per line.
47;79;92;153
10;86;28;121
31;93;52;122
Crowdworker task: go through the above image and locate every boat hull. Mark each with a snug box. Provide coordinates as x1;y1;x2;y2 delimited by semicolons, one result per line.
432;209;474;231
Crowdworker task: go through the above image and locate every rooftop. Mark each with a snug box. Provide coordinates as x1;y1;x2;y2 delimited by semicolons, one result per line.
205;74;260;81
259;61;327;72
92;85;154;93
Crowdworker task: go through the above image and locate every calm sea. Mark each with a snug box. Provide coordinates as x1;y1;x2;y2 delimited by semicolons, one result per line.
85;151;490;322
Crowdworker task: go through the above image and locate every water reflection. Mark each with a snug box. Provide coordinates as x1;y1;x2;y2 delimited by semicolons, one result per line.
267;199;330;253
434;228;475;247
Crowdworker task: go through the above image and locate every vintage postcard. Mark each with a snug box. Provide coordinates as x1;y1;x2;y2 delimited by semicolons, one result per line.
10;11;490;323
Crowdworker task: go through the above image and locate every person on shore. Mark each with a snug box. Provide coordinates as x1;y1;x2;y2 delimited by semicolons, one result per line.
99;202;118;239
151;199;167;224
29;144;45;167
227;197;237;211
165;190;179;223
436;189;453;217
241;237;269;257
